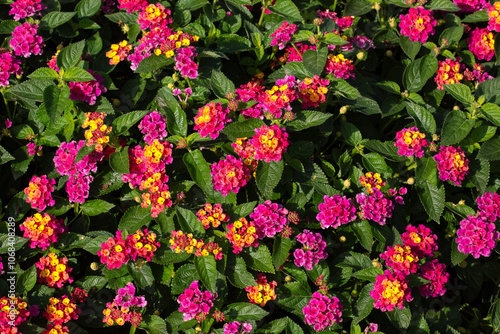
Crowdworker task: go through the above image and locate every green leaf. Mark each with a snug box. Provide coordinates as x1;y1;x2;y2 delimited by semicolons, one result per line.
183;151;236;204
440;110;475;146
222;118;264;141
302;48;328;76
462;9;488;23
17;265;37;293
0;146;15;165
427;0;460;11
176;206;205;237
76;0;101;18
333;79;360;99
57;41;85;70
0;20;20;34
226;254;256;288
79;18;101;29
128;262;155;289
109;148;130;174
362;152;391;174
135;55;174;73
28;68;59;81
211;69;236;98
105;12;137;24
75;144;95;163
8;80;53;102
233;201;258;217
138;315;168;334
216;34;252;53
352;267;383;281
377;81;401;95
481;103;500;126
81;199;115;216
224;302;269;321
443;83;474;106
242;245;275;273
439;26;464;46
157;87;188;137
417;181;445;223
405;102;437;134
11;125;34;140
451;240;468;266
324;33;349;45
478;137;500;161
176;0;209;10
337;252;373;270
268;0;303;22
112;110;149;135
470;159;490;193
118;205;153;232
257;318;288;333
272;236;292;270
416;157;438;186
287;110;332;131
83;235;110;255
40;12;76;29
387;307;412;329
353;283;375;325
400;36;421;60
403;55;438;93
44;85;71;123
153;246;192;265
195;255;217;292
363;140;405;161
172;264;200;294
344;0;373;16
62;67;96;82
256;160;284;199
351;220;373;252
491;300;500;333
80;276;108;290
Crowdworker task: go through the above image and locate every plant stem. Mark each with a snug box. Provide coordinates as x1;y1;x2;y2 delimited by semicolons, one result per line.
332;0;338;11
1;91;11;120
129;325;137;334
211;0;217;12
258;3;267;28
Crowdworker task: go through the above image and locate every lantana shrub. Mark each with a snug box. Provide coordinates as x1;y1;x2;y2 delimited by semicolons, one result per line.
3;0;500;333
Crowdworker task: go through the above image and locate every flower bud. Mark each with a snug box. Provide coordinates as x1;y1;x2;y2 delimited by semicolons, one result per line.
386;50;393;57
356;51;365;60
339;105;349;114
339;236;347;243
285;275;292;282
406;177;415;185
343;179;351;188
90;262;100;271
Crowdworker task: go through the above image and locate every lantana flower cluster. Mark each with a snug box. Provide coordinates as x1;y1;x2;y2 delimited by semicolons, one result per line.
250;124;289;162
43;294;81;325
211;155;251;196
0;49;22;87
316;194;357;229
106;40;133;65
169;230;223;259
249;200;289;239
36;253;73;288
293;229;328;270
223;321;252;334
10;22;44;58
20;213;67;250
226;218;259;253
487;2;500;32
433;146;469;186
103;283;146;327
122;138;174;217
356;188;395;225
9;0;46;20
435;59;464;89
24;175;56;211
399;7;436;43
197;203;229;229
456;214;500;259
467;27;495;61
98;229;160;269
325;54;355;79
303;291;343;331
68;70;107;105
453;0;487;12
178;281;216;322
138;110;168;144
261;76;297;118
194;102;231;139
298;76;330;108
394;127;429;158
270;22;297;50
82;112;112;152
1;296;38;333
245;274;277;306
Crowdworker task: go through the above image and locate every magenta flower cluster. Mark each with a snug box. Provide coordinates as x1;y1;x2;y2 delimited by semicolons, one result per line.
456;215;500;259
302;291;343;331
453;0;487;11
293;230;328;270
418;260;449;298
270;22;297;50
210;155;251;196
24;175;55;212
433;146;469;186
0;50;22;87
9;0;46;21
138;111;168;144
174;46;198;79
401;224;438;258
316;194;357;229
54;140;101;203
394;127;429;158
399;7;436;43
68;70;107;105
477;191;500;222
10;22;44;58
223;321;252;334
249;200;289;239
114;282;147;309
177;281;216;322
356;188;394;225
